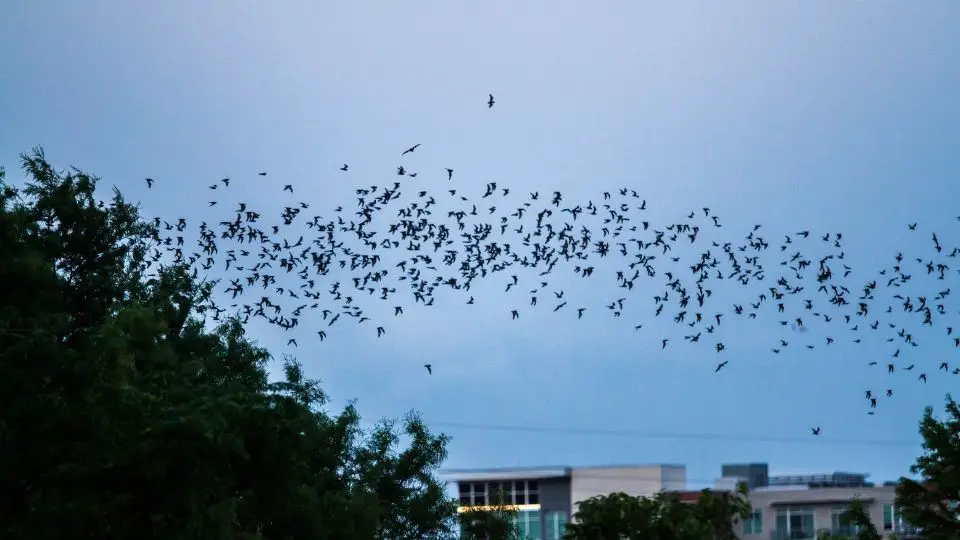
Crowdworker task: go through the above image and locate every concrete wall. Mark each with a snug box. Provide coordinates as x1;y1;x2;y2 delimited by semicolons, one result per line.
570;465;683;514
661;465;687;491
537;476;573;518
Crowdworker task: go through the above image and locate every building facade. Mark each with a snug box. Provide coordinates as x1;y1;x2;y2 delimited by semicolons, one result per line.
442;463;687;540
718;464;921;540
443;461;921;539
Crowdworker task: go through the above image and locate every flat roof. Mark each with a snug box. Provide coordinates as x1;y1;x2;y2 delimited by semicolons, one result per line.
440;466;572;481
440;463;686;482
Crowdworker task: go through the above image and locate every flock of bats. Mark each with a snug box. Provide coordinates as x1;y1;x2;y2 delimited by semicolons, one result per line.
132;93;958;434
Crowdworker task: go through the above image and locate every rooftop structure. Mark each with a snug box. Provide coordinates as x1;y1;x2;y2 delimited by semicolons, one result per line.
766;472;872;488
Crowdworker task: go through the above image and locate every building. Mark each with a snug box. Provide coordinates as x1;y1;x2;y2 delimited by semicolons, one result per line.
721;463;770;490
717;463;921;540
443;461;921;540
441;463;687;540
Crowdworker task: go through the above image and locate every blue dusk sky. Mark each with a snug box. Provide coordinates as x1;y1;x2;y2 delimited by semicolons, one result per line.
2;1;959;492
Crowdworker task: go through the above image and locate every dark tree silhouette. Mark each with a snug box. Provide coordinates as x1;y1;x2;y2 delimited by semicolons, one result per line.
896;393;960;540
0;149;460;540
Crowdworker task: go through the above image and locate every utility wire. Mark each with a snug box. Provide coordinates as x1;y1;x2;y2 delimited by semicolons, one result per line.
424;420;920;447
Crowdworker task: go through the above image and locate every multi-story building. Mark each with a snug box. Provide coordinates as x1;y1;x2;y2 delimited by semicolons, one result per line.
444;461;921;540
441;463;687;540
717;464;921;540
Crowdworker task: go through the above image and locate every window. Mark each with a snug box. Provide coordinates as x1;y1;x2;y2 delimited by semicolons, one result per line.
743;509;762;535
457;482;493;507
528;480;540;505
883;504;917;533
473;482;486;506
488;482;506;505
831;506;858;537
883;503;895;530
515;510;542;539
775;507;815;539
546;511;569;540
513;480;527;505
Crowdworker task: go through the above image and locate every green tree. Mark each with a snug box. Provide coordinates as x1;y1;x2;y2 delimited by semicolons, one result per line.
0;148;459;540
896;394;960;540
689;482;752;540
814;499;882;540
563;484;750;540
457;484;523;540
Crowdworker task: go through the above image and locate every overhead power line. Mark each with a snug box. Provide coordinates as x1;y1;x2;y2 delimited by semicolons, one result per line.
424;420;920;447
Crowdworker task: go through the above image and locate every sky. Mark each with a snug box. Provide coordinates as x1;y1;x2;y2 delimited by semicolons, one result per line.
2;1;959;493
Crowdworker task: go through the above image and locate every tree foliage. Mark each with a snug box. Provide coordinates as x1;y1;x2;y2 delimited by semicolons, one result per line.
815;499;882;540
0;149;459;539
457;485;523;540
896;393;960;540
563;483;751;540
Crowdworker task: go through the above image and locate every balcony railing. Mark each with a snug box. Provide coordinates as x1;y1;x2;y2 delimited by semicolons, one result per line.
770;529;816;540
829;525;860;537
888;523;922;536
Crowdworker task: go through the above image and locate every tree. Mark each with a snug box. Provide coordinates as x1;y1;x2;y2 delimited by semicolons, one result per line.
814;499;882;540
457;484;523;540
563;483;751;540
688;483;752;540
0;148;459;540
896;393;960;540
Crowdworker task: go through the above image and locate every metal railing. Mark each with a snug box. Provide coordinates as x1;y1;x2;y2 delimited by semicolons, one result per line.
770;528;816;540
887;523;922;536
829;525;860;537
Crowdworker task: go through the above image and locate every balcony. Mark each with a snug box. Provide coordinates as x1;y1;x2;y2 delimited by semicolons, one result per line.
887;523;922;537
829;525;860;537
770;529;816;540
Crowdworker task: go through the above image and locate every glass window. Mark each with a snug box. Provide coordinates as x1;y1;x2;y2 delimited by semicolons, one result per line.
546;511;569;540
458;482;471;497
516;510;541;540
883;504;894;530
882;504;915;532
743;510;762;535
528;514;542;539
775;513;787;534
508;480;523;505
775;507;814;538
832;506;857;536
527;479;540;505
487;482;503;505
